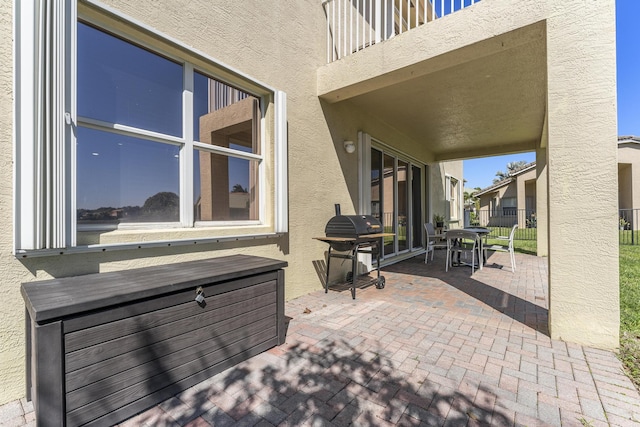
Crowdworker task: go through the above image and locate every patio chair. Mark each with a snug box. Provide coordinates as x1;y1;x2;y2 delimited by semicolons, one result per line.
424;222;447;264
445;229;481;273
483;223;517;272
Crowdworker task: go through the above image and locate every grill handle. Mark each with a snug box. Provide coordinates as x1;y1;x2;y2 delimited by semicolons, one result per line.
334;204;341;216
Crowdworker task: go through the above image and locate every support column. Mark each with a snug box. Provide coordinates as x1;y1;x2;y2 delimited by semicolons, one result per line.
516;172;526;229
545;1;619;349
536;145;548;257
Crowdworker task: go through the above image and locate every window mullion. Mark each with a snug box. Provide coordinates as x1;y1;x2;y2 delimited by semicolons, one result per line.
182;63;194;227
77;116;185;146
192;141;262;162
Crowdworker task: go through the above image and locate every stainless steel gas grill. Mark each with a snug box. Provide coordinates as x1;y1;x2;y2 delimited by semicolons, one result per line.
314;205;394;299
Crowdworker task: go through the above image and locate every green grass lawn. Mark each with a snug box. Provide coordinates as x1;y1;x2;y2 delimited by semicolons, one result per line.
621;245;640;331
619;245;640;389
484;236;537;255
487;227;538;255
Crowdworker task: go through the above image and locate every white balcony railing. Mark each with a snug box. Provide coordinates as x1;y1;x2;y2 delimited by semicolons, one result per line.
322;0;479;63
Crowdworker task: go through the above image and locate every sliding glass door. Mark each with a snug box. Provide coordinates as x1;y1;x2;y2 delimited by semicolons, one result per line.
370;147;424;260
411;165;423;250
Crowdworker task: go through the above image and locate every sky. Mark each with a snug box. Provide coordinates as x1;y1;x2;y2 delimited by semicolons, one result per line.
463;0;639;191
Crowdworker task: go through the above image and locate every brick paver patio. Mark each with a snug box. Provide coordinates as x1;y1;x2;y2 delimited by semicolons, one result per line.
3;250;640;426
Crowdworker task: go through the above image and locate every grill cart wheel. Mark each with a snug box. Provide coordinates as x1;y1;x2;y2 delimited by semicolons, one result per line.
376;276;385;289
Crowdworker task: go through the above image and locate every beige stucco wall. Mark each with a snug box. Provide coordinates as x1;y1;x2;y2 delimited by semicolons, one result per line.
0;1;461;403
478;183;512;211
0;0;23;407
478;190;497;212
619;163;633;210
515;168;536;228
545;1;618;348
0;0;620;405
430;161;463;228
485;169;535;204
536;146;548;257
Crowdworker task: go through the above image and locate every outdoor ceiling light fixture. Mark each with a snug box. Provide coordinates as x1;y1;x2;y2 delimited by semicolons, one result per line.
343;140;356;154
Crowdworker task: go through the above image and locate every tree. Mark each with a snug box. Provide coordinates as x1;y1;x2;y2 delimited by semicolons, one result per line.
141;191;179;221
506;160;527;173
464;187;481;210
231;184;248;193
492;160;528;184
493;171;509;184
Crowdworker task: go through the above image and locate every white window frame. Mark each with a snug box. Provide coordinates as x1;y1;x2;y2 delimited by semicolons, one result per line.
445;174;461;221
14;0;288;255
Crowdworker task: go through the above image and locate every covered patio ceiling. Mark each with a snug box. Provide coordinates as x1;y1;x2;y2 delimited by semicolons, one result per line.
317;21;548;162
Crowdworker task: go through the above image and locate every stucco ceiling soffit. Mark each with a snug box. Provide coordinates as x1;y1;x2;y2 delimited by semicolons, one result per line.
317;16;547;162
343;37;547;158
434;139;539;163
317;21;546;103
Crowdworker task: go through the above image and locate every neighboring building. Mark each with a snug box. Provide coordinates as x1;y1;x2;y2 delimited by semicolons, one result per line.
619;136;640;228
475;162;537;229
0;0;619;406
475;136;640;230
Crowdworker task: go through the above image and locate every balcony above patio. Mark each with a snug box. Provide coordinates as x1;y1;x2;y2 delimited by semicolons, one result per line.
318;0;549;161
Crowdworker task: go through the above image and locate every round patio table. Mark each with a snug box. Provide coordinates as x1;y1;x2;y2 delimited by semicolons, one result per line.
463;227;491;264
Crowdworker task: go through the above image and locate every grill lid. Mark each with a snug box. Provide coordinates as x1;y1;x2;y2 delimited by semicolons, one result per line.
325;215;382;238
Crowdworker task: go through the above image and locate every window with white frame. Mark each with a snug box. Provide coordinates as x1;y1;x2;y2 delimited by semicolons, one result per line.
445;175;460;220
14;2;287;253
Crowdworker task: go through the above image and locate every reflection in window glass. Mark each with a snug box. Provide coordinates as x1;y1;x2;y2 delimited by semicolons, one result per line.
371;148;382;222
77;23;183;137
75;22;265;235
398;160;408;252
76;127;180;223
194;150;258;221
370;148;382;220
411;166;423;248
193;71;260;222
194;71;259;154
383;154;395;256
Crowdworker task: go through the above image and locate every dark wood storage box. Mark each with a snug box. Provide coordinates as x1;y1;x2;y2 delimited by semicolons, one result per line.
21;255;287;427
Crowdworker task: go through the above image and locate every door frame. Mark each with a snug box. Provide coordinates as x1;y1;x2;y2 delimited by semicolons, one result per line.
359;131;426;263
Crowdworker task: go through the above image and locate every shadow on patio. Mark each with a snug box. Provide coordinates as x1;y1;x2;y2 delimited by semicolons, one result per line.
382;250;549;335
139;336;514;426
110;249;640;426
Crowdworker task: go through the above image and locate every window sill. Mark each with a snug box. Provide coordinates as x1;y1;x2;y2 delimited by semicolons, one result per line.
77;223;268;244
15;230;284;259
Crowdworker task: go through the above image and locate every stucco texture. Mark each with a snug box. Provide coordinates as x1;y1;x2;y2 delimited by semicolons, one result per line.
0;1;30;403
0;0;620;405
545;2;619;348
0;0;452;404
